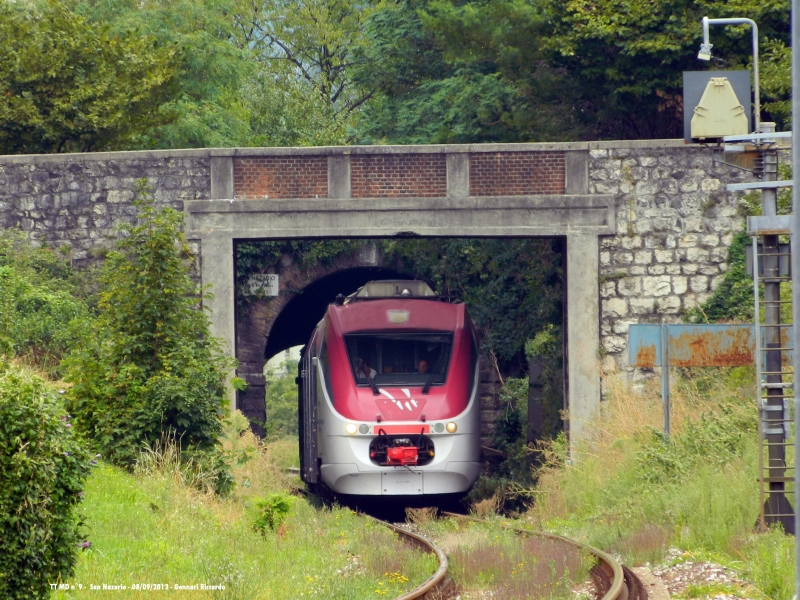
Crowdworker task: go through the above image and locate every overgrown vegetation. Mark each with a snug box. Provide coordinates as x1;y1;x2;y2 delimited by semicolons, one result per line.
0;231;90;377
63;181;236;490
526;370;795;599
52;416;438;600
0;365;91;600
406;510;589;599
264;359;300;439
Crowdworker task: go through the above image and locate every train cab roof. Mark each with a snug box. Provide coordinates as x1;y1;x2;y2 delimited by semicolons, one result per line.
342;280;436;303
328;281;465;335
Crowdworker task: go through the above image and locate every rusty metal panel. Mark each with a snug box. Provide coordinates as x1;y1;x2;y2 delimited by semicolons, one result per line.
630;324;793;368
667;325;755;366
629;324;662;368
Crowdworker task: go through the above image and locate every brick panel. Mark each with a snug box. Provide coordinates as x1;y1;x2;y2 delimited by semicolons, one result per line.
470;152;565;196
234;156;327;199
351;154;446;198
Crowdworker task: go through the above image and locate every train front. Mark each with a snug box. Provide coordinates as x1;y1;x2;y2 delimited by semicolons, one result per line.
309;281;481;497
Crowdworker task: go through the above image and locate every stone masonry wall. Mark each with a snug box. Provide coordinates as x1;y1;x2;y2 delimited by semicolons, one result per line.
0;141;765;411
590;141;753;377
0;151;211;265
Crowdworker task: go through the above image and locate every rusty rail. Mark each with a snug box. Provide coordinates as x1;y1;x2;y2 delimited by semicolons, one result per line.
442;512;639;600
373;518;450;600
295;487;449;599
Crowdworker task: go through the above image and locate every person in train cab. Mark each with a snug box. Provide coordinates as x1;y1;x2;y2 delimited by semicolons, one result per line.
355;357;377;380
418;360;429;374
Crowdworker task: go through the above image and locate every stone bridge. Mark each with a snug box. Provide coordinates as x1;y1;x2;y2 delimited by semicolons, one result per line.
0;140;752;442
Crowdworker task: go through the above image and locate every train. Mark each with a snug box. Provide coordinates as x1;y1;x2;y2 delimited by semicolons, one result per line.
298;280;481;499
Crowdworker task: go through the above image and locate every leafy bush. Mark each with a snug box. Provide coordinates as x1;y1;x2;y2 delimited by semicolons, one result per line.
251;493;296;534
0;366;91;600
63;181;235;491
264;359;299;439
0;231;90;376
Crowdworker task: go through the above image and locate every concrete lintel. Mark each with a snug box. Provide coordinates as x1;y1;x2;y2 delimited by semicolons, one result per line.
210;156;234;200
327;155;351;199
0;139;693;165
185;195;616;239
565;232;601;448
446;153;469;198
587;139;687;150
565;151;589;195
199;234;237;412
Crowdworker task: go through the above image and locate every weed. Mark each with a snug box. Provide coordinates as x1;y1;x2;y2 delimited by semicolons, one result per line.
251;493;296;534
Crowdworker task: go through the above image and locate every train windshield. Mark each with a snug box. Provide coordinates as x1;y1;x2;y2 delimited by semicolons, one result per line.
346;333;452;387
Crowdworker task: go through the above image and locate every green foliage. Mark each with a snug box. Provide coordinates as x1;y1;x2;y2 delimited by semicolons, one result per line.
525;324;564;437
491;377;531;481
240;0;376;122
76;0;259;149
0;231;90;376
761;39;791;129
264;360;300;440
251;493;296;535
637;400;755;484
355;0;582;144
538;0;789;139
742;528;795;599
686;230;753;323
0;0;180;154
0;366;91;600
63;181;235;491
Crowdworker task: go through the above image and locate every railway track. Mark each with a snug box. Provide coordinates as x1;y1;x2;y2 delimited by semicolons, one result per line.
296;483;645;600
441;512;647;600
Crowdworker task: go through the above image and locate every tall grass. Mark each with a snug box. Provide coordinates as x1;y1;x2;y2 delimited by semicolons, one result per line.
527;368;796;598
52;416;438;599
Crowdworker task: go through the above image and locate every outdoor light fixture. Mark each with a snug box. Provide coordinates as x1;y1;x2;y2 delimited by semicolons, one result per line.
698;16;761;131
697;42;713;61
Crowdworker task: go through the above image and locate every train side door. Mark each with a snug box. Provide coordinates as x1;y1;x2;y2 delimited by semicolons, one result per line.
300;333;319;484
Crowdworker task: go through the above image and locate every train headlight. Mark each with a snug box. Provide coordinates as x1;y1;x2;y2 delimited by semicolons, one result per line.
345;423;358;435
358;424;369;434
433;422;444;433
446;422;457;433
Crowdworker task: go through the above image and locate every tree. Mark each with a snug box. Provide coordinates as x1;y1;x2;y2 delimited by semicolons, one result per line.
64;181;235;489
0;0;180;154
354;0;583;144
234;0;378;141
538;0;790;138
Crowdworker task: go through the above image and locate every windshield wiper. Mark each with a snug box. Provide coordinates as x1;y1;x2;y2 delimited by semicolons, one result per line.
422;373;436;395
367;376;380;395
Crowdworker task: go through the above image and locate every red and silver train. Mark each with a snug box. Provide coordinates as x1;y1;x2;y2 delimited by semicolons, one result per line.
298;280;481;498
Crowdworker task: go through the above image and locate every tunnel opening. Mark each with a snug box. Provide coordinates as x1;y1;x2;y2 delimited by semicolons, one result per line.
263;266;416;361
237;237;565;486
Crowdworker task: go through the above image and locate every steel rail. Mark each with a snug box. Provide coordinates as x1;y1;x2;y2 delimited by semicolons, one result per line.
371;517;449;600
295;487;449;599
442;512;630;600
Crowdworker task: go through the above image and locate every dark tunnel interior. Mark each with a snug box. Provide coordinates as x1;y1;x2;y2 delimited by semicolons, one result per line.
262;267;416;361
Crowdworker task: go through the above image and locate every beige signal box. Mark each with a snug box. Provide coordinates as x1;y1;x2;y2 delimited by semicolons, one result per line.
690;77;748;140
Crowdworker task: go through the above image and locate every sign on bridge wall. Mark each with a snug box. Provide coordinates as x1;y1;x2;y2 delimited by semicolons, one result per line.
246;274;279;296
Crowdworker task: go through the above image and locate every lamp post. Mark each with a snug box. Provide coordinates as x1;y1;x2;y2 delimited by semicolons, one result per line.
697;16;761;133
698;16;794;535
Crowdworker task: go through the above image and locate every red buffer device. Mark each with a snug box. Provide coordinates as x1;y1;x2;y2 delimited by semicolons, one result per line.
386;444;419;466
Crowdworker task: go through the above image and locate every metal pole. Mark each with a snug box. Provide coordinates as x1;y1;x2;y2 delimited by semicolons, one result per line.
790;0;800;593
758;122;792;531
662;324;671;438
701;17;761;132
